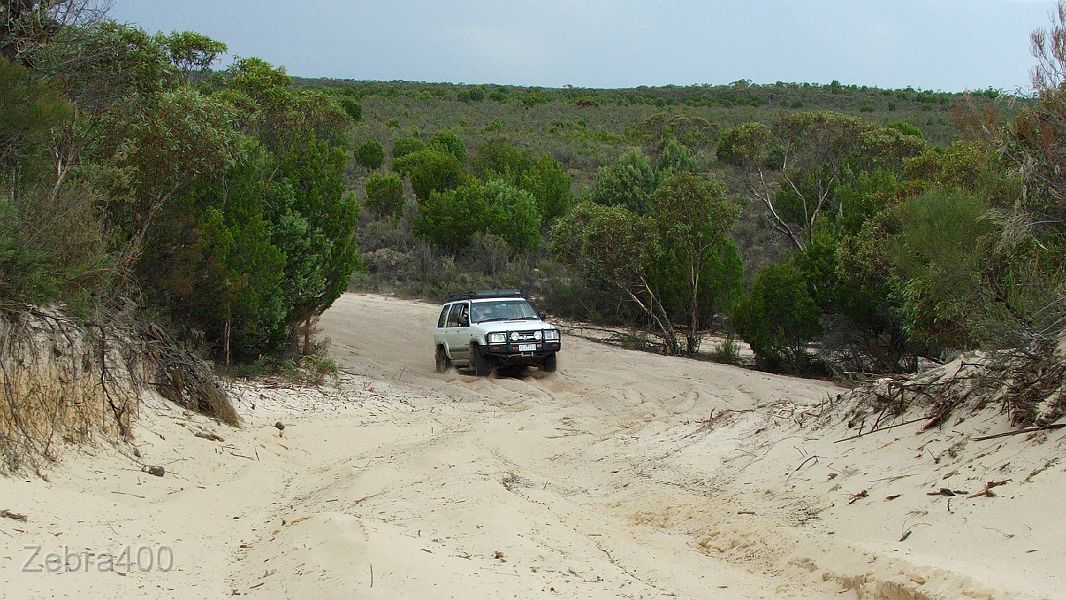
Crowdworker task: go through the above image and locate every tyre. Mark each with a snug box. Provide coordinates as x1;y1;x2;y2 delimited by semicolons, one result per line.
542;353;558;373
471;344;493;376
435;346;451;373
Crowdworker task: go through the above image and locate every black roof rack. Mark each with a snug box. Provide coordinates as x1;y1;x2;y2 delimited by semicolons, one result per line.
445;289;524;303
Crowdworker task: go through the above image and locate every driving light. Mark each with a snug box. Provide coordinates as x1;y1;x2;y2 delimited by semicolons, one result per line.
488;332;506;344
544;329;560;341
510;332;520;341
533;331;543;340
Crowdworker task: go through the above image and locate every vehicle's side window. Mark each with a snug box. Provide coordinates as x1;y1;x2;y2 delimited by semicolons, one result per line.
437;304;451;328
446;304;461;327
456;303;470;327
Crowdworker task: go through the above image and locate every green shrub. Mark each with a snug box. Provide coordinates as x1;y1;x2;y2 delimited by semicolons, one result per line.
656;138;697;175
428;129;466;162
887;187;993;354
338;98;361;122
585;148;658;214
392;136;424;158
414;182;487;250
708;336;742;365
734;261;822;373
353;139;384;170
887;120;923;138
364;172;404;216
474;139;534;181
482;180;542;251
457;85;486;102
394;148;463;201
520;154;572;221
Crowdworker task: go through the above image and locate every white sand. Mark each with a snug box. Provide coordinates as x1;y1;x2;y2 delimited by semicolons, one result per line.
1;292;1063;599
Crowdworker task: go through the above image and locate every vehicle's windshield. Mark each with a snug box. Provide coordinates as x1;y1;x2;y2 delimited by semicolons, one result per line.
471;300;538;323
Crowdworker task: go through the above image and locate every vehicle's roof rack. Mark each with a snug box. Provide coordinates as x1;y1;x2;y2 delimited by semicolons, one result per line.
445;289;524;303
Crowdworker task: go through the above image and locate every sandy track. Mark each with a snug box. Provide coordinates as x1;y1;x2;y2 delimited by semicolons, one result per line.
3;293;1063;599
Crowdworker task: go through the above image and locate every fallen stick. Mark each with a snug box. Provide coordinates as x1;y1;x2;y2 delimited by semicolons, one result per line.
973;424;1065;442
787;454;820;480
0;509;27;522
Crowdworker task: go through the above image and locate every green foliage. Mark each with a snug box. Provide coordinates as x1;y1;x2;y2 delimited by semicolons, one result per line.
394;148;463;201
139;143;287;357
227;57;291;97
482;180;542;251
413;179;540;252
553;174;741;355
886;120;923;138
270;139;361;337
708;336;742;365
725;111;928;250
353;140;384;170
160;31;227;75
1004;85;1066;246
428;129;466;162
717;122;774;166
639;113;718;153
457;85;486;102
474;139;534;181
650;173;743;353
0;182;112;313
106;86;242;244
887;188;993;354
734;261;822;373
364;172;404;216
414;182;487;251
585;148;658;214
0;58;70;167
519;154;572;221
656;138;697;175
391;136;425;158
338;98;362;122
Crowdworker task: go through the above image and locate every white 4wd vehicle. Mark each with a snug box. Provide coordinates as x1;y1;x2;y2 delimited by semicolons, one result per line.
434;290;561;375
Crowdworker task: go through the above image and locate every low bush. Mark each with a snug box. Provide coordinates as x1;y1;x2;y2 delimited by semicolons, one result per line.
364;172;405;216
734;260;822;373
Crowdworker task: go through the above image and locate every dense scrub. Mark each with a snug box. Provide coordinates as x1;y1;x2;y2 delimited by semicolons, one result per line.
1;1;362;465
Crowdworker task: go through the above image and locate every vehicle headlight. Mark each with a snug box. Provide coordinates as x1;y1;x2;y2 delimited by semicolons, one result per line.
533;330;543;340
544;329;560;341
510;332;520;341
488;332;507;344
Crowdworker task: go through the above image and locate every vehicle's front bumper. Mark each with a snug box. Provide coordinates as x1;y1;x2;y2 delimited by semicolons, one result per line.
485;341;560;364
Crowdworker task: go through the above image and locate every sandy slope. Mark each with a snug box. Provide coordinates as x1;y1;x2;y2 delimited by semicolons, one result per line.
1;293;1063;599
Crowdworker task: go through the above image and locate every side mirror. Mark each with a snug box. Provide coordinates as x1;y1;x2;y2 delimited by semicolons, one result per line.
537;311;547;320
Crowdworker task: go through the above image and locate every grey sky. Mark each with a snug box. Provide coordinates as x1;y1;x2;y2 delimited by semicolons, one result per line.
109;1;1057;92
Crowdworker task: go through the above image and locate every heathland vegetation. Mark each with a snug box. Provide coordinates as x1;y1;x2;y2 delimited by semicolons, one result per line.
326;19;1061;377
1;0;1063;419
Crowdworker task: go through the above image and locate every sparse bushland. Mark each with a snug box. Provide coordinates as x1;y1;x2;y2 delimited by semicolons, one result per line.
338;10;1058;381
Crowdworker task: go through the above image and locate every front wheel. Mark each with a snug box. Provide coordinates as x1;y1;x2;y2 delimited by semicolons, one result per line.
471;344;493;376
542;353;558;373
435;346;451;373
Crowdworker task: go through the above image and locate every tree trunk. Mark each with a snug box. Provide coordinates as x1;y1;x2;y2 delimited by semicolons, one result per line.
302;316;312;356
223;316;231;367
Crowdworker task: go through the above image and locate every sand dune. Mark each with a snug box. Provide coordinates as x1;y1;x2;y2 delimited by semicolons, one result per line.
1;292;1062;599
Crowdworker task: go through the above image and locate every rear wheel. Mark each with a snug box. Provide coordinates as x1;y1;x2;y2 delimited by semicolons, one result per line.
435;346;451;373
542;353;558;373
471;344;493;376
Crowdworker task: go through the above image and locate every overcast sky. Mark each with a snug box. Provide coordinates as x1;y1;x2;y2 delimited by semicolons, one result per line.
109;1;1057;92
